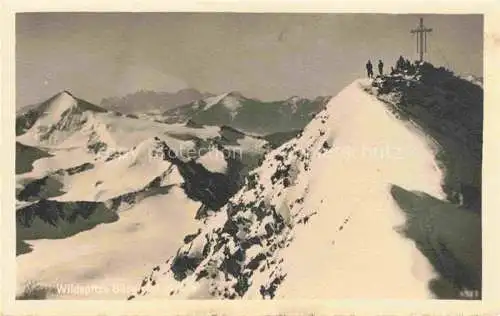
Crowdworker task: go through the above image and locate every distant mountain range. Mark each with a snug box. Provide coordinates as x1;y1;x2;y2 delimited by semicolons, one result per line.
99;88;214;114
160;91;331;135
96;88;332;135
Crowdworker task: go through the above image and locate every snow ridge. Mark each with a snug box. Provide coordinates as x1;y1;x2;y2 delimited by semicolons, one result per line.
130;79;446;300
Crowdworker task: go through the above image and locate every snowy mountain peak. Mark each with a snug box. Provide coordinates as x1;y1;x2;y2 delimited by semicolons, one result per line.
284;96;303;111
48;90;78;115
226;91;245;99
199;92;245;114
16;91;108;145
60;89;75;97
285;95;301;103
201;93;230;110
220;94;244;113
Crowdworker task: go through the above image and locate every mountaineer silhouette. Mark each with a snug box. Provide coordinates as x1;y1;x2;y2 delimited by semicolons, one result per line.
378;60;384;76
366;60;374;78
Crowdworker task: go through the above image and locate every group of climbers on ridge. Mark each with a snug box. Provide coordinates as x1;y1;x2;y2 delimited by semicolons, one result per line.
366;56;418;79
365;59;383;79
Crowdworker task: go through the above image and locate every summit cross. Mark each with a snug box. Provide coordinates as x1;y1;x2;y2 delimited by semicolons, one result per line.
410;17;433;62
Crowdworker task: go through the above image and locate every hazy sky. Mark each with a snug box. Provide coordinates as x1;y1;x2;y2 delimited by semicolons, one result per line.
16;13;483;107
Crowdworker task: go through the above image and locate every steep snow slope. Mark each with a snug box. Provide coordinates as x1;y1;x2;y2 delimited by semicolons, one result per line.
131;78;475;300
270;79;445;299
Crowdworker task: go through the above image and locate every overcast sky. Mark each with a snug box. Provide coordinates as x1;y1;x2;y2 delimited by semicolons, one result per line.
16;13;483;107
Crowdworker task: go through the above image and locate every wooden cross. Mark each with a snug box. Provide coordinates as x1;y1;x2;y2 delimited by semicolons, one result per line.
410;17;433;62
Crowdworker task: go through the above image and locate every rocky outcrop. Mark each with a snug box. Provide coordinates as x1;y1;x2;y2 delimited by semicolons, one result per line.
367;62;482;212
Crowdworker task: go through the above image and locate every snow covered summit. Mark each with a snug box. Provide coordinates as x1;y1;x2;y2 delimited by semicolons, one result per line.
131;67;481;300
16;90;108;145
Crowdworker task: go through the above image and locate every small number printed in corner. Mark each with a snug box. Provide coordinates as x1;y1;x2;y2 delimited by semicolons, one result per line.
459;289;481;299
